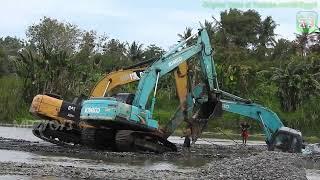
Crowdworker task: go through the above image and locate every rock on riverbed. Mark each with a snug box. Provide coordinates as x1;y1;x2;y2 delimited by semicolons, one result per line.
200;151;306;180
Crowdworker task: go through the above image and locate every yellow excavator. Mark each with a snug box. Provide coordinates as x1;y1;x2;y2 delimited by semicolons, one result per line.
30;59;188;146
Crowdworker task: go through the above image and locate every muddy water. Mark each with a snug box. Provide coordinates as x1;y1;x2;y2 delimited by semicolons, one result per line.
0;126;258;169
0;126;40;141
0;127;208;171
0;149;191;171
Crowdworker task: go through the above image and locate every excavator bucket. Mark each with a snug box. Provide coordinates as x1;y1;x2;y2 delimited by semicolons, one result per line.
198;96;223;120
209;100;223;119
189;98;223;143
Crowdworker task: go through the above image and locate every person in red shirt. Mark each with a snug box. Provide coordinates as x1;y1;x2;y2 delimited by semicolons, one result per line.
240;122;250;145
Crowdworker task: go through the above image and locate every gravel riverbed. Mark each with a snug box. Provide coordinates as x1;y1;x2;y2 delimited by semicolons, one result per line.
0;137;312;179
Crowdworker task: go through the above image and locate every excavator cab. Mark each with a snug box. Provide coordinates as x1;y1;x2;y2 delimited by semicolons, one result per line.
268;127;303;153
112;93;135;105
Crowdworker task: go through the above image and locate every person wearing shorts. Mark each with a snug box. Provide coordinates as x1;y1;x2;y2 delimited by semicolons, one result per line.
240;122;250;145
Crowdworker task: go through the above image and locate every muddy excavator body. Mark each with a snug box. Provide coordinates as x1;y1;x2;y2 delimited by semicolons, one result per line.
29;62;151;146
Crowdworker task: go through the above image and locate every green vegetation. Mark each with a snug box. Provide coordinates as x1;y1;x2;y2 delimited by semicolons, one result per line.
0;10;319;142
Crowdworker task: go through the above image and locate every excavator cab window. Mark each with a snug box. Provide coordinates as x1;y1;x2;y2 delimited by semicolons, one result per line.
112;93;135;105
72;94;87;105
274;133;290;151
271;128;303;153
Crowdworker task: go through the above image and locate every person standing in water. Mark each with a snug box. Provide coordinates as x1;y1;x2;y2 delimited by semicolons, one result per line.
240;122;250;145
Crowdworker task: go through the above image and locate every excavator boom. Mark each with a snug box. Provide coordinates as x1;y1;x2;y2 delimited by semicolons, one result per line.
221;99;302;153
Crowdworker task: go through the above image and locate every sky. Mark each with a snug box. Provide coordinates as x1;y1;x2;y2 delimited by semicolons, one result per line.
0;0;319;50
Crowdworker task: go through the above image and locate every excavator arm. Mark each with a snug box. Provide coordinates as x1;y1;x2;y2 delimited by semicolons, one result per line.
221;99;283;141
171;82;303;153
221;99;303;153
132;29;219;111
90;68;145;97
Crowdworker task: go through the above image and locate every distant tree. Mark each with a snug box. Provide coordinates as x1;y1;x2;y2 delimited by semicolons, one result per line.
204;20;215;35
269;59;320;112
0;48;6;76
143;44;164;60
75;30;97;66
178;27;193;45
13;48;48;101
293;26;320;57
103;39;127;56
220;9;261;47
294;30;309;57
212;9;277;64
309;33;320;54
127;41;144;62
0;36;24;74
13;46;97;101
272;39;294;61
256;16;277;59
79;30;97;55
101;39;129;71
0;36;24;55
26;16;82;52
309;44;320;54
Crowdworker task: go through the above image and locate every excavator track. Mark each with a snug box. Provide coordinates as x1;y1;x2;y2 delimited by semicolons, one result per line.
81;128;116;149
32;121;81;147
115;130;177;153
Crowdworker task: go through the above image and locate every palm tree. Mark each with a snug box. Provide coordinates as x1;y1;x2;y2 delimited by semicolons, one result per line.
270;60;320;112
295;31;309;57
256;16;277;59
127;41;144;62
293;26;320;57
272;39;294;61
204;20;214;34
178;27;193;45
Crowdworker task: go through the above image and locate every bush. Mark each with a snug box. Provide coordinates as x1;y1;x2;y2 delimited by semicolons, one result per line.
0;76;31;123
